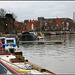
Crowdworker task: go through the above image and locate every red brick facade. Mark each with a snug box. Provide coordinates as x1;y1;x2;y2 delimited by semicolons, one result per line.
14;17;75;32
14;21;26;33
38;17;75;31
25;20;40;31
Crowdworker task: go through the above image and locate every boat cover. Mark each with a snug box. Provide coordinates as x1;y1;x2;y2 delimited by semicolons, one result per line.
2;42;17;49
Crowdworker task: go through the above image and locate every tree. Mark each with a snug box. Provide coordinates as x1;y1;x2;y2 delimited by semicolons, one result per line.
0;8;6;18
11;13;17;20
0;8;17;34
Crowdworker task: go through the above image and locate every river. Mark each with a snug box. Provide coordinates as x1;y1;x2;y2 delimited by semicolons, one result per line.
19;34;75;74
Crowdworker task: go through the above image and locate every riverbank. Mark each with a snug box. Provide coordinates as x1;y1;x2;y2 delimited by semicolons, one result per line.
43;31;75;35
0;31;75;37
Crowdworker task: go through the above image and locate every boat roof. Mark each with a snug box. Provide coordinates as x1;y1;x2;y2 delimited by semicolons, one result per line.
5;38;16;44
0;37;15;40
0;37;6;40
0;37;16;44
5;38;15;40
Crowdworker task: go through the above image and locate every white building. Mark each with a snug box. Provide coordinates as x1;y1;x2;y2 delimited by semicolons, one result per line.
73;11;75;23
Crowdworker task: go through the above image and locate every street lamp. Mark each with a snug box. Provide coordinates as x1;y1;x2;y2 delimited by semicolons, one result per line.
6;24;7;26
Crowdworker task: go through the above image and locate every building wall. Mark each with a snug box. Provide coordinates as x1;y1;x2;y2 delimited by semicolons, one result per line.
14;21;26;33
14;17;75;33
25;20;40;31
0;17;16;34
37;17;74;31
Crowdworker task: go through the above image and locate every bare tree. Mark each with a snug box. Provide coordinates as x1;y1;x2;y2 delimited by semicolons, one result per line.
11;13;17;20
0;8;6;18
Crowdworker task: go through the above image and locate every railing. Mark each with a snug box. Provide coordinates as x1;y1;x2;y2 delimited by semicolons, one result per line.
0;59;20;75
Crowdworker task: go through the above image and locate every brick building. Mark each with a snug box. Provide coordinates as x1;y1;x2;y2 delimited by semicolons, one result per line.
14;21;26;33
14;17;75;33
25;20;40;31
38;17;75;31
0;14;17;34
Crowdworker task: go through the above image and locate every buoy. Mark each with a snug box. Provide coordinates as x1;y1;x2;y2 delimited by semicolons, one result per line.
19;69;30;72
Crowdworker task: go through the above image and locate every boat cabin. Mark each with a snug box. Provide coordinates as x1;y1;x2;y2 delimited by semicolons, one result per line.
5;38;16;44
0;37;17;52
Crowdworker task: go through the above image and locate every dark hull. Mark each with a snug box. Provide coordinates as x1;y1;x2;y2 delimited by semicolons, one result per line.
22;35;36;41
21;32;36;41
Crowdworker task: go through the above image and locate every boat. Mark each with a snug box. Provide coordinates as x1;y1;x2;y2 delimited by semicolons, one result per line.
37;32;44;39
28;30;44;40
50;32;56;35
0;37;17;51
21;31;44;41
0;37;56;75
21;31;37;41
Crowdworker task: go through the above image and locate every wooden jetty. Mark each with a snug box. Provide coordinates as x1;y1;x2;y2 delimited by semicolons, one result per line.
19;40;64;45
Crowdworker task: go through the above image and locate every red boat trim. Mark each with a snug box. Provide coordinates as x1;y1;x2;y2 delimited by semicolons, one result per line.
44;68;56;75
0;60;20;75
28;61;56;75
15;51;22;53
0;51;22;55
10;59;25;63
0;53;10;55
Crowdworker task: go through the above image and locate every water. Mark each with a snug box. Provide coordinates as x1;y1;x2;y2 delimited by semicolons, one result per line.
19;34;75;74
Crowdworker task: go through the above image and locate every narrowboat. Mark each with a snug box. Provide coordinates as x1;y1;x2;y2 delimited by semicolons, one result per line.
21;31;36;41
0;37;56;75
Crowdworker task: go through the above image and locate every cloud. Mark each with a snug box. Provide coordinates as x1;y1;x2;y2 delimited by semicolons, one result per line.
0;1;75;21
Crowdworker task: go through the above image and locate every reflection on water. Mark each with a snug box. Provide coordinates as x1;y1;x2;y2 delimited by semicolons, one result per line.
19;34;75;74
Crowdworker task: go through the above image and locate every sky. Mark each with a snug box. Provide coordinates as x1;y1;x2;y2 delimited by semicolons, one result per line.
0;1;75;22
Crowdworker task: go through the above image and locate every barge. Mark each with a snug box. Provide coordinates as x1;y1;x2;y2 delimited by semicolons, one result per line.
0;37;56;75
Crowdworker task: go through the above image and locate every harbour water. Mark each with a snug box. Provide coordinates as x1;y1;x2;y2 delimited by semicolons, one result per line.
19;34;75;74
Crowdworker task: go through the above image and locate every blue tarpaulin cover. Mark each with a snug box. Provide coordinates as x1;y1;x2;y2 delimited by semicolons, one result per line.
2;42;17;49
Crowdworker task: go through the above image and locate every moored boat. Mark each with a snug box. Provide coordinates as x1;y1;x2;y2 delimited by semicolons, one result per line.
0;37;17;51
37;32;44;39
50;32;56;35
0;37;56;75
21;31;36;41
28;30;44;40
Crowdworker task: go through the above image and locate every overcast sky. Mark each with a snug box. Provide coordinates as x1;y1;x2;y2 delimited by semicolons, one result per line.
0;1;75;22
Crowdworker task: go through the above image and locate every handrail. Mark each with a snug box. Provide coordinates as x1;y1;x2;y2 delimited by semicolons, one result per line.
0;60;20;75
0;57;23;69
